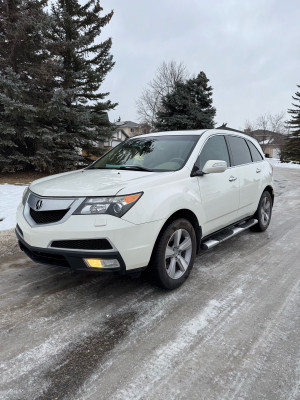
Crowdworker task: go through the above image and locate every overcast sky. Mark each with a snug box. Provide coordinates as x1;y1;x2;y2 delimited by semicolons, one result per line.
99;0;300;129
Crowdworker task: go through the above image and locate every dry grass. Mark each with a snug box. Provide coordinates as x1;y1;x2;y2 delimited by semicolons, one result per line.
0;172;50;185
0;228;20;258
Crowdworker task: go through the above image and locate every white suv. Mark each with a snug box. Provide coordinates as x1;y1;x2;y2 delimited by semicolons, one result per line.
16;129;274;289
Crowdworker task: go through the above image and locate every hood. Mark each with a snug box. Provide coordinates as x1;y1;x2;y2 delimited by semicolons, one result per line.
29;168;174;197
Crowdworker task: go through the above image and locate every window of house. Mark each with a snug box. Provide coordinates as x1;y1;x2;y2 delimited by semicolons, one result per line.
197;135;230;170
226;136;252;166
247;140;264;162
130;128;135;133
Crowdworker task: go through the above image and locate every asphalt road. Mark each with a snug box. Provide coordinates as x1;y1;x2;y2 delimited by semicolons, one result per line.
0;167;299;400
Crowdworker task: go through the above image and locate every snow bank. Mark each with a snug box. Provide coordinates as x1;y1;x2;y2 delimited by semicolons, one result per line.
0;184;27;231
268;158;300;169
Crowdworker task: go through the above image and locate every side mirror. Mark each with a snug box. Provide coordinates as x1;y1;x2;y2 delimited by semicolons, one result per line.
190;165;203;177
202;160;227;174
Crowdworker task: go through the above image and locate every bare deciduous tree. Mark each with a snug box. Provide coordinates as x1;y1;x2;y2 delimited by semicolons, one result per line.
136;61;189;130
244;112;287;152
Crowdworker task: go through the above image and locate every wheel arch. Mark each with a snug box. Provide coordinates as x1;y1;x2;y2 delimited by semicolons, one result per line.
264;185;275;205
149;209;202;266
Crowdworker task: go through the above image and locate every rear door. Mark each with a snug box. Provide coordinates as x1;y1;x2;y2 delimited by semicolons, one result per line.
225;135;259;219
246;139;267;213
195;135;239;235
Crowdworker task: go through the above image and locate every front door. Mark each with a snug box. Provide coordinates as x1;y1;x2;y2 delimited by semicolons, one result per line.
195;135;239;236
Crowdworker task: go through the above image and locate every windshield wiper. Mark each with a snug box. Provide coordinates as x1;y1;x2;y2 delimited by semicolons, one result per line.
118;165;153;172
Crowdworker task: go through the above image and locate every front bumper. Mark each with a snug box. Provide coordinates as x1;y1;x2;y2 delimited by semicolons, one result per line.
16;203;166;271
16;229;126;272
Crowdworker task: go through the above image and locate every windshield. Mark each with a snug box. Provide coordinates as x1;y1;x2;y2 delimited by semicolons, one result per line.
89;135;199;172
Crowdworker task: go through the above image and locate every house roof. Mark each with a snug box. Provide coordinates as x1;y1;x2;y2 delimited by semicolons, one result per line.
115;120;139;128
250;130;286;145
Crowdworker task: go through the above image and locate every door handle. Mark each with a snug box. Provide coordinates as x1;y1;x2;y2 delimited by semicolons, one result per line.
229;176;237;182
256;168;261;173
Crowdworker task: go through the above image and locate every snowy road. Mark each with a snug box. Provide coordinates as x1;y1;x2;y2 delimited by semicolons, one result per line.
0;167;299;400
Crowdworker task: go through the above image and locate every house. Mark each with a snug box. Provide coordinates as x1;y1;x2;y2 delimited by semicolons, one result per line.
104;120;151;148
104;128;130;148
246;129;286;158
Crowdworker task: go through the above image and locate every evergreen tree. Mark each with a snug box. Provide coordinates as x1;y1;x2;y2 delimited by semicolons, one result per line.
155;72;216;131
45;0;117;170
281;85;300;163
0;0;116;173
0;0;51;172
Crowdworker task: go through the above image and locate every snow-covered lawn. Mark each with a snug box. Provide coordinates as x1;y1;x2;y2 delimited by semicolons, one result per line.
0;184;27;231
268;158;300;169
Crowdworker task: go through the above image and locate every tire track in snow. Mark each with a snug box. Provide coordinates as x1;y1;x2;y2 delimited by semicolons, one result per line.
223;280;300;400
110;287;244;400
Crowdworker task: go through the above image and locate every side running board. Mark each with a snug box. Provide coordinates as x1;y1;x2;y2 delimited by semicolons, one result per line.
201;218;258;250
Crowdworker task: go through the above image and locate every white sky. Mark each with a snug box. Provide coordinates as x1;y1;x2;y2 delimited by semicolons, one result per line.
99;0;300;129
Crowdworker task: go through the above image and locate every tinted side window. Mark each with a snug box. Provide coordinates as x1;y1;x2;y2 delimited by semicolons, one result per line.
198;135;230;170
247;140;264;162
226;136;252;166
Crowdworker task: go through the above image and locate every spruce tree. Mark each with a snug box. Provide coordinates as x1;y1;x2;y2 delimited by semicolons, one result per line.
0;0;50;172
281;85;300;163
155;72;216;131
0;0;116;173
45;0;117;170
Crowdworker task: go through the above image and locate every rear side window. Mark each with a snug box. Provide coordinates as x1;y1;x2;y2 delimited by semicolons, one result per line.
247;140;264;162
226;136;252;166
198;135;230;170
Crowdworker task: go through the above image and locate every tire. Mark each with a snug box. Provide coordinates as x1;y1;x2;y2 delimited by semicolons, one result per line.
251;191;273;232
149;218;197;290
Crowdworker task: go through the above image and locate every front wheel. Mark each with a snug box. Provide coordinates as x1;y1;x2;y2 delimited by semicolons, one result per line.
149;219;197;290
251;191;273;232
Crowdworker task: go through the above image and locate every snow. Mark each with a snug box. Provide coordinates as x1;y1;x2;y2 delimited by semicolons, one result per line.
261;139;274;145
0;184;27;231
268;158;300;169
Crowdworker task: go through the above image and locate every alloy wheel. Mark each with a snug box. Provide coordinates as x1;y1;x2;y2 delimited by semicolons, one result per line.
165;228;192;279
261;196;271;226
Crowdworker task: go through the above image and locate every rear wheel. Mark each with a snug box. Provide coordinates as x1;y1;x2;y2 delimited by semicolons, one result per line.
251;191;272;232
149;219;197;290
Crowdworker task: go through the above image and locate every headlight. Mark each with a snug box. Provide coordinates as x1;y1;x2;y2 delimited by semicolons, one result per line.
73;192;143;218
22;187;30;206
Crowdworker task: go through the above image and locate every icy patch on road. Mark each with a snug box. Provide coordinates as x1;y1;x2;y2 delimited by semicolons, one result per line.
113;287;243;400
268;158;300;169
0;184;27;231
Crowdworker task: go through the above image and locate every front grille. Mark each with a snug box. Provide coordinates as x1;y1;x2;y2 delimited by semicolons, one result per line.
30;208;68;224
51;239;113;250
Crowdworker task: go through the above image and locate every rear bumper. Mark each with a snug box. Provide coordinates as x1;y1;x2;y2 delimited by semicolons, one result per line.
16;229;128;273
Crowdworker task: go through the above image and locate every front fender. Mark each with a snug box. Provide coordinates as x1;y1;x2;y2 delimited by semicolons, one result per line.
121;174;203;225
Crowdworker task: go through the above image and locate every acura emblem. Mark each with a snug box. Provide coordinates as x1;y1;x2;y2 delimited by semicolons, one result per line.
35;200;43;210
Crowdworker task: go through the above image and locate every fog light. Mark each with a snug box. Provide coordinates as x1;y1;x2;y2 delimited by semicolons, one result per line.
84;258;120;269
